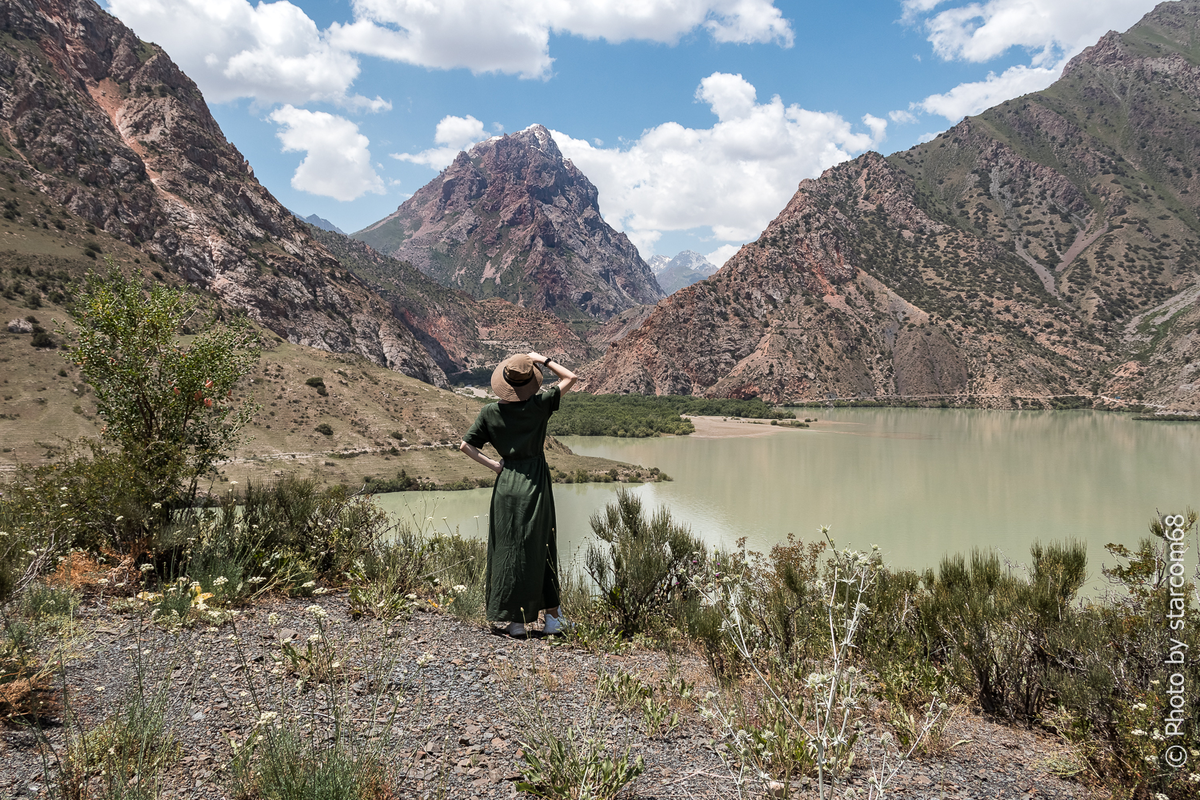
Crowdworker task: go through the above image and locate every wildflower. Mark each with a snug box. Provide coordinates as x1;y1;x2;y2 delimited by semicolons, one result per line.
1151;730;1165;741
405;593;418;601
452;584;467;593
1133;703;1147;711
1131;729;1147;737
1188;773;1200;783
416;652;433;667
140;563;154;573
257;711;278;726
306;605;328;620
267;613;279;626
313;587;329;595
301;581;316;589
1155;794;1169;800
247;576;266;584
212;576;228;587
59;503;69;509
115;516;124;522
152;502;162;510
1144;756;1158;765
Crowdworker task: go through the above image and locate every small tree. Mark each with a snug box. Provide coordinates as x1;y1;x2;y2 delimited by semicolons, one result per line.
61;266;260;509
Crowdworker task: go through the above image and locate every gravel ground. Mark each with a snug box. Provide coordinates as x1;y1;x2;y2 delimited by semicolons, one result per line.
0;592;1107;799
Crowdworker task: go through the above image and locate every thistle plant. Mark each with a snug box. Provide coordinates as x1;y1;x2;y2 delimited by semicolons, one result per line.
697;529;943;800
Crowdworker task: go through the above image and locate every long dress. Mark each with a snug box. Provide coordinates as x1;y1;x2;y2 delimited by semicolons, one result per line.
462;385;561;623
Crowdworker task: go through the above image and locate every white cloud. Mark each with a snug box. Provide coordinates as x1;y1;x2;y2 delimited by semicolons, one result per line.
106;0;388;109
904;0;1158;65
902;1;1159;125
916;62;1062;121
269;106;385;201
889;109;918;125
107;1;793;107
392;115;491;169
332;0;793;79
552;72;886;247
706;244;741;267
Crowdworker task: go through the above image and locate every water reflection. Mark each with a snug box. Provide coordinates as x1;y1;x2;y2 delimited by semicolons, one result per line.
371;409;1200;586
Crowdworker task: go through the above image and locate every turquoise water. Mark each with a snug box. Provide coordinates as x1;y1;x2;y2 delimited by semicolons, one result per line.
372;409;1200;581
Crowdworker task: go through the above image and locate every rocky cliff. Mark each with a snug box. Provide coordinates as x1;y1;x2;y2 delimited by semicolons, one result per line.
354;125;664;321
585;0;1200;411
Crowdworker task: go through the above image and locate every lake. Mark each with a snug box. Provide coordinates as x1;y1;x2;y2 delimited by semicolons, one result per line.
372;409;1200;584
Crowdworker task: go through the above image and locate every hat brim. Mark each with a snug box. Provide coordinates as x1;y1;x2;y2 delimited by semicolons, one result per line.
491;358;543;402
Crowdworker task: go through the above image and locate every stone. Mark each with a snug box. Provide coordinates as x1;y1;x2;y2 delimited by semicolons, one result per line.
7;319;33;334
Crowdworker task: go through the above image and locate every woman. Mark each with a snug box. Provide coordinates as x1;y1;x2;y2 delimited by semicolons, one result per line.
459;351;578;637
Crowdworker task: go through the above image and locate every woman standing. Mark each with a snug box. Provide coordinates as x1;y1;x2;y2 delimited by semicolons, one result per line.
459;352;578;637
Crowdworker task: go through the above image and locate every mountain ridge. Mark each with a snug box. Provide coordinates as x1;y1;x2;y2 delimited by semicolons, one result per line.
583;0;1200;411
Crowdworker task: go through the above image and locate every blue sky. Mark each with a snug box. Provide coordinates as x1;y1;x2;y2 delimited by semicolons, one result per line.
103;0;1162;264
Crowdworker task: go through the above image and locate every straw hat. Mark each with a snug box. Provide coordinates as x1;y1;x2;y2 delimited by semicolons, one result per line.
491;353;543;402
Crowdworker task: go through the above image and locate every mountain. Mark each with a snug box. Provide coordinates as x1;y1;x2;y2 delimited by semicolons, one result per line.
301;213;345;235
648;254;671;273
354;125;664;321
584;0;1200;412
303;224;595;379
655;250;720;294
0;0;597;390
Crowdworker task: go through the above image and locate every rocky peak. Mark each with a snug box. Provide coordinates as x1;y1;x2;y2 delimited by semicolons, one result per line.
355;125;663;320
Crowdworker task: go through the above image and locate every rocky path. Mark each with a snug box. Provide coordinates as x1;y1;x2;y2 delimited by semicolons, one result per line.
1;593;1106;799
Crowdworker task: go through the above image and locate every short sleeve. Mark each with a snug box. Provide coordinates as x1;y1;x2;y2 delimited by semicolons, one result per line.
541;384;561;414
463;407;491;448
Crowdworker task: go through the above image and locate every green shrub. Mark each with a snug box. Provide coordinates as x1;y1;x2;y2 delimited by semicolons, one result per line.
315;423;333;436
584;489;705;635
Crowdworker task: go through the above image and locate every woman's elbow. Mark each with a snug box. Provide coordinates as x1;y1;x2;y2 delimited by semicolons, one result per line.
458;440;472;455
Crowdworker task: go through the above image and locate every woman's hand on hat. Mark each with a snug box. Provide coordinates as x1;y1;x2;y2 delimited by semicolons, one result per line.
527;351;545;364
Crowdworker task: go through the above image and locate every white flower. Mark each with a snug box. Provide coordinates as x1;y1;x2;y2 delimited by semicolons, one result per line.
306;605;328;620
416;652;434;667
247;576;266;584
267;613;280;625
405;593;418;601
1131;729;1146;737
1151;730;1165;741
139;563;154;573
1144;756;1158;765
301;581;316;589
257;711;278;725
313;587;329;595
212;576;228;587
452;585;467;593
1188;773;1200;783
1133;703;1147;711
1154;794;1169;800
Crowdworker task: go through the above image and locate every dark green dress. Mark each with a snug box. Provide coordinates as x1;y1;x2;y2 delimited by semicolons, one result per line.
463;385;562;623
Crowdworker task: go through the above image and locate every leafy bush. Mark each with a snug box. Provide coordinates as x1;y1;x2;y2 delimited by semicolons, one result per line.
918;541;1087;720
60;266;260;512
584;489;705;634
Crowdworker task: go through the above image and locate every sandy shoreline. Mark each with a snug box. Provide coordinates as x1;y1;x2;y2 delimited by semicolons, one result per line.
684;414;818;439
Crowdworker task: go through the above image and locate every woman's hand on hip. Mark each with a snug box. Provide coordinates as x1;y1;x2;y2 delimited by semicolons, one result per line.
493;458;504;475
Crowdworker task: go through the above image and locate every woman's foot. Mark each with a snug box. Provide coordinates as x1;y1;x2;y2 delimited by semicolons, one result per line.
543;614;572;635
503;621;526;638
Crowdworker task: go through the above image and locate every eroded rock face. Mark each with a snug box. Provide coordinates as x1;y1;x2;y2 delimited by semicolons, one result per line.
1;0;450;384
586;2;1200;410
355;125;664;321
